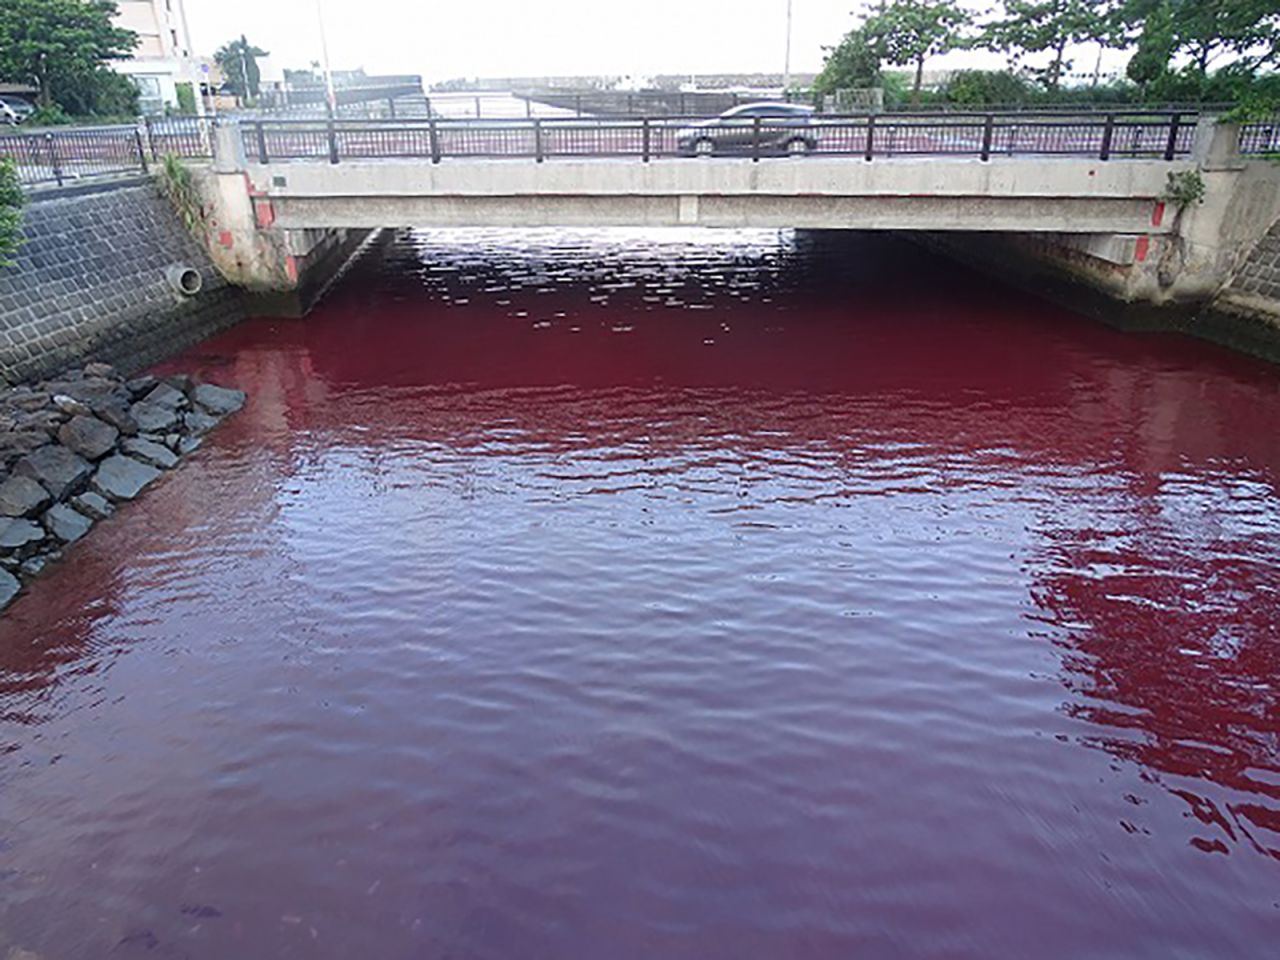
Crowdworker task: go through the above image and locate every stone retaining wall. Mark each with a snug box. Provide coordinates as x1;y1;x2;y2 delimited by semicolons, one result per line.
0;361;245;611
0;178;246;384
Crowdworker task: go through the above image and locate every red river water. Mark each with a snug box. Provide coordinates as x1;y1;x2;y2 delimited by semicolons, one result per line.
0;229;1277;958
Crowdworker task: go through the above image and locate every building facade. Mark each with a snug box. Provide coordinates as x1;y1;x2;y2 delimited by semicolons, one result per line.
112;0;199;114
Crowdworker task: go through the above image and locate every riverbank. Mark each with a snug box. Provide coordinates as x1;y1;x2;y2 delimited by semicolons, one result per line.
0;361;244;610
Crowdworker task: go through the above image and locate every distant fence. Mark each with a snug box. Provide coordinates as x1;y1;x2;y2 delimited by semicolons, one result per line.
237;111;1199;165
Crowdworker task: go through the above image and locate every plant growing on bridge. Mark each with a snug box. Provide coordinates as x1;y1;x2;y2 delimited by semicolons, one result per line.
1162;169;1205;209
0;157;25;268
157;154;204;234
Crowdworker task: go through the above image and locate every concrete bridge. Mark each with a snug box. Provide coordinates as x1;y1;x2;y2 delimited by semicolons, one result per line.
193;111;1280;317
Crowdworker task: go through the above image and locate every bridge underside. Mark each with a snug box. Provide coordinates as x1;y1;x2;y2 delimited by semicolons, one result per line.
246;158;1176;235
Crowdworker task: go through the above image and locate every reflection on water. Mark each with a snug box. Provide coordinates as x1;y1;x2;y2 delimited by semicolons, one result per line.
0;228;1277;959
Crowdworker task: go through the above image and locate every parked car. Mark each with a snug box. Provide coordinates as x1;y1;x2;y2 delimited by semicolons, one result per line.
0;96;35;125
676;103;817;157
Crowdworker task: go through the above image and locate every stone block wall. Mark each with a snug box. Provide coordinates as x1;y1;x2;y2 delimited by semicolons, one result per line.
0;178;246;384
1226;219;1280;305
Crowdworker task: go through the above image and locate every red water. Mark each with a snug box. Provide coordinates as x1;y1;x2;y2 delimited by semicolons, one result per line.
1;229;1278;959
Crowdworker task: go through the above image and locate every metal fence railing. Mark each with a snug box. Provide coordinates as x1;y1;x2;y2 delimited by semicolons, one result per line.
237;111;1200;165
0;118;212;186
1239;117;1280;155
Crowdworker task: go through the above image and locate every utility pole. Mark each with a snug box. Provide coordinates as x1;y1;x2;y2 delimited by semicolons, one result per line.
783;0;794;93
316;0;339;117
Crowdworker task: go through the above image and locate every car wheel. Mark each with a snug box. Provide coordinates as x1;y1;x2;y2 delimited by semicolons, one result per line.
787;137;812;157
694;138;715;157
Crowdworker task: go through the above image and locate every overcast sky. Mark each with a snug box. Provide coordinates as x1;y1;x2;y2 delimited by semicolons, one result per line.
183;0;1126;84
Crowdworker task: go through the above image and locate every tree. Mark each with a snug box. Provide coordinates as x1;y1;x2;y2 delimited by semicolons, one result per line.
0;158;24;268
982;0;1119;90
1125;0;1175;88
0;0;136;110
865;0;973;107
1119;0;1280;77
215;36;269;102
814;27;884;94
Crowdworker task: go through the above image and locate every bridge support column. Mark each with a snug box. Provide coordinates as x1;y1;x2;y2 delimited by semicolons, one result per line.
190;132;377;317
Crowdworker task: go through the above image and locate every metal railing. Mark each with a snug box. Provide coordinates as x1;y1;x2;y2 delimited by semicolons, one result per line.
0;117;212;186
1239;117;1280;155
237;111;1199;165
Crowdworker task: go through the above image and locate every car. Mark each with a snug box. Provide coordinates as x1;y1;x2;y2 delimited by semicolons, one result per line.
0;95;35;125
676;102;817;157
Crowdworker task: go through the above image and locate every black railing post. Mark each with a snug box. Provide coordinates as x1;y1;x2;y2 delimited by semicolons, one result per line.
752;116;762;162
388;97;397;118
575;94;582;117
864;115;876;161
1164;112;1181;160
474;95;482;118
45;133;63;187
143;115;156;161
1099;113;1115;161
327;117;339;164
642;117;651;162
134;126;149;175
980;114;994;161
534;118;544;162
256;121;269;163
428;116;441;163
627;93;635;115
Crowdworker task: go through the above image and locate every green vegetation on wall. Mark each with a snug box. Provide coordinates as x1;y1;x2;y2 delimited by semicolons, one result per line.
0;158;25;268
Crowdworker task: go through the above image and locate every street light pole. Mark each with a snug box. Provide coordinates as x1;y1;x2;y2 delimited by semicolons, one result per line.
315;0;338;116
783;0;794;93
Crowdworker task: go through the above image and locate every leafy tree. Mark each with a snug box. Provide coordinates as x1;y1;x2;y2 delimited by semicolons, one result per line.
0;0;137;110
1120;0;1280;77
1125;0;1176;89
814;27;884;94
864;0;973;107
0;157;24;268
215;35;269;101
982;0;1119;90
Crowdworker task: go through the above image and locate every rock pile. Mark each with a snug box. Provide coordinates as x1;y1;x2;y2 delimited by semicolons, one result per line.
0;362;246;611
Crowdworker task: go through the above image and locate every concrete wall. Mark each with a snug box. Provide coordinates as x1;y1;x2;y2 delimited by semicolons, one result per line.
0;179;246;384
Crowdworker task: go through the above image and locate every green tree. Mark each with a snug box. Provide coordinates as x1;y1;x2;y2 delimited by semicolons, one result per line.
865;0;973;107
0;0;136;110
0;157;24;268
1120;0;1280;77
814;27;884;94
1124;0;1176;89
982;0;1119;90
215;35;269;101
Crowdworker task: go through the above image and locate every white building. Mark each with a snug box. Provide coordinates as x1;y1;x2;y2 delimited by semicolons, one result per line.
112;0;199;114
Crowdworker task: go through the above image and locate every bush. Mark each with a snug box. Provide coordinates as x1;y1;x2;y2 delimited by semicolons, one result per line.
945;70;1031;106
0;157;24;267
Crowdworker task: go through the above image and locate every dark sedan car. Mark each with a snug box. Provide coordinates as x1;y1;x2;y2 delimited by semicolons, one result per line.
676;102;817;157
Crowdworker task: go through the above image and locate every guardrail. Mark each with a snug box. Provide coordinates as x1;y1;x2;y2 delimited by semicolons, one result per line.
238;111;1199;165
1239;117;1280;155
0;117;211;186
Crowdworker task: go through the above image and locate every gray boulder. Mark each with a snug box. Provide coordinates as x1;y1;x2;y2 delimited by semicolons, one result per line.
58;415;119;461
125;375;158;400
192;383;246;416
143;383;189;410
183;409;221;435
178;436;203;456
131;401;180;434
52;394;93;417
92;455;162;502
0;518;46;555
15;445;92;499
43;503;94;544
122;437;178;470
0;475;52;518
92;399;139;437
83;362;117;379
0;569;20;609
72;491;115;520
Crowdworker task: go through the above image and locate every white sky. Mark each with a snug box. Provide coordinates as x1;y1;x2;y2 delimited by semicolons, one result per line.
183;0;1129;85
